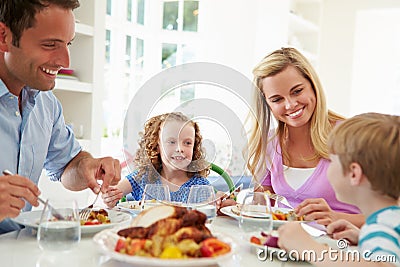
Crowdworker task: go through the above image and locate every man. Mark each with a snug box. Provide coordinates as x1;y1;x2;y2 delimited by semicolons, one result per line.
0;0;121;233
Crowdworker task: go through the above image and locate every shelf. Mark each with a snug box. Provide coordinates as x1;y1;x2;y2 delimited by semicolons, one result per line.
75;23;94;37
55;78;92;93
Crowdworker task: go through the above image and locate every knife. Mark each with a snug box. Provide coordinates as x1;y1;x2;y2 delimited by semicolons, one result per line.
2;170;65;220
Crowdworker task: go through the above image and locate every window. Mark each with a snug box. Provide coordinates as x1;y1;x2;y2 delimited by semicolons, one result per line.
163;1;179;30
125;35;132;69
137;0;145;25
105;30;111;64
162;0;199;32
136;38;144;69
127;0;132;21
103;0;203;169
162;43;177;68
183;1;198;31
106;0;112;15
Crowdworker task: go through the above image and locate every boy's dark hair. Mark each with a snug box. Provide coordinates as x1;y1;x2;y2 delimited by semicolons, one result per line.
0;0;80;47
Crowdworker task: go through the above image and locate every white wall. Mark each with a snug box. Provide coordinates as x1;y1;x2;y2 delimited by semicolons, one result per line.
198;0;289;79
319;0;400;116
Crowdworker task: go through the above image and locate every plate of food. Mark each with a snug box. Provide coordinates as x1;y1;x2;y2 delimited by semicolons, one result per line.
248;231;302;261
12;209;132;234
117;201;142;215
94;205;235;266
219;205;305;227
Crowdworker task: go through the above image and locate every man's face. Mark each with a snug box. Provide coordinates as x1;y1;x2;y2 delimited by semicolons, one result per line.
1;4;75;94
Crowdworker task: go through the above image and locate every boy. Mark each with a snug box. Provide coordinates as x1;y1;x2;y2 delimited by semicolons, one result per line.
277;112;400;266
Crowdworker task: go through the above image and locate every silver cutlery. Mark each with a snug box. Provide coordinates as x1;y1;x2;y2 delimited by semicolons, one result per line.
267;192;294;210
79;191;100;221
2;170;65;220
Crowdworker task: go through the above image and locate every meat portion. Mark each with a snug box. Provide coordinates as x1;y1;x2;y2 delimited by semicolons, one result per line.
117;206;212;241
147;218;182;238
182;209;207;227
118;226;149;239
173;226;212;243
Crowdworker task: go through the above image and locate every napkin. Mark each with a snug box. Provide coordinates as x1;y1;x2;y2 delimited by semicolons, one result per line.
301;222;327;237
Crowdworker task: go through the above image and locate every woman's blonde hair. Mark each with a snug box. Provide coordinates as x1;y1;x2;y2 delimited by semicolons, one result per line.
328;113;400;199
134;112;209;181
247;47;344;181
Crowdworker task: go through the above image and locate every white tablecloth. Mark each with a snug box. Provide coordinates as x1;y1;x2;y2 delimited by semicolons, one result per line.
0;213;324;267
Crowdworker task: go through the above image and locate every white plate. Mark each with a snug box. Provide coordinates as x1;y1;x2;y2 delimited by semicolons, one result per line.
117;201;142;215
219;206;292;228
93;228;235;267
12;209;132;234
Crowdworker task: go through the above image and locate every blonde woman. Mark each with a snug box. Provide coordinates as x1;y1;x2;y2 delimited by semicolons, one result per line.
248;47;364;227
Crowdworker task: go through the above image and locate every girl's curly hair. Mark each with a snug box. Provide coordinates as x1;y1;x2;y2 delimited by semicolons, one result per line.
134;112;210;181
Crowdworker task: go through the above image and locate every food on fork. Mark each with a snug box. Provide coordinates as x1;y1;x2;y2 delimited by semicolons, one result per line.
115;205;231;258
80;209;110;225
231;204;305;221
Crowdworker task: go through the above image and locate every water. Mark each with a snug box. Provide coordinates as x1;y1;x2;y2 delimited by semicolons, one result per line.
196;204;216;224
239;210;273;233
37;221;80;251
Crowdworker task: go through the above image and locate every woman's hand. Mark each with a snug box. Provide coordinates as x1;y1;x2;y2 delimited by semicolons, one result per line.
215;191;236;216
102;187;124;209
295;198;365;227
295;198;339;225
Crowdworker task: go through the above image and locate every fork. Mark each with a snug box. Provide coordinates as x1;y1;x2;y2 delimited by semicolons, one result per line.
79;191;100;221
2;170;66;220
268;193;294;210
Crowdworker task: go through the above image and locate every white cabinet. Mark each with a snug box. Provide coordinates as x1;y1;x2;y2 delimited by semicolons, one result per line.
288;0;322;67
53;0;106;156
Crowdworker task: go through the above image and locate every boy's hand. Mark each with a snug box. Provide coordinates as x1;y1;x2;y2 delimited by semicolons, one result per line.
278;222;314;252
326;219;360;245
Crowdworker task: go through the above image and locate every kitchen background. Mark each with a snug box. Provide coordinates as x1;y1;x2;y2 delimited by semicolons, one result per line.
38;0;400;205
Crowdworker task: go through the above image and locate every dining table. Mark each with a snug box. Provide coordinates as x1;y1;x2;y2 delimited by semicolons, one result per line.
0;209;333;267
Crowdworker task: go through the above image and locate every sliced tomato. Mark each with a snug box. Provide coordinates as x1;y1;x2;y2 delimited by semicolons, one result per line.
200;238;231;257
126;239;146;255
84;220;101;225
250;236;261;245
115;239;126;252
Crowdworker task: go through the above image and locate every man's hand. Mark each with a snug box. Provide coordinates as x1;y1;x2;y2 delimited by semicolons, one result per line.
62;151;121;194
0;173;40;221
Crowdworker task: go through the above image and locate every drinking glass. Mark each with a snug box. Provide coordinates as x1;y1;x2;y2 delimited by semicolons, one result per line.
187;185;217;224
238;191;273;238
37;198;80;251
141;184;171;210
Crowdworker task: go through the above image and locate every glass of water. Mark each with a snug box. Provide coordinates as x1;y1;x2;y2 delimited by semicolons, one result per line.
37;198;80;251
238;191;272;238
141;184;171;210
187;185;217;224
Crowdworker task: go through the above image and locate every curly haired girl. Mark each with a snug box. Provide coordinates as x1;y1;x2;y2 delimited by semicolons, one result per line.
102;112;210;207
